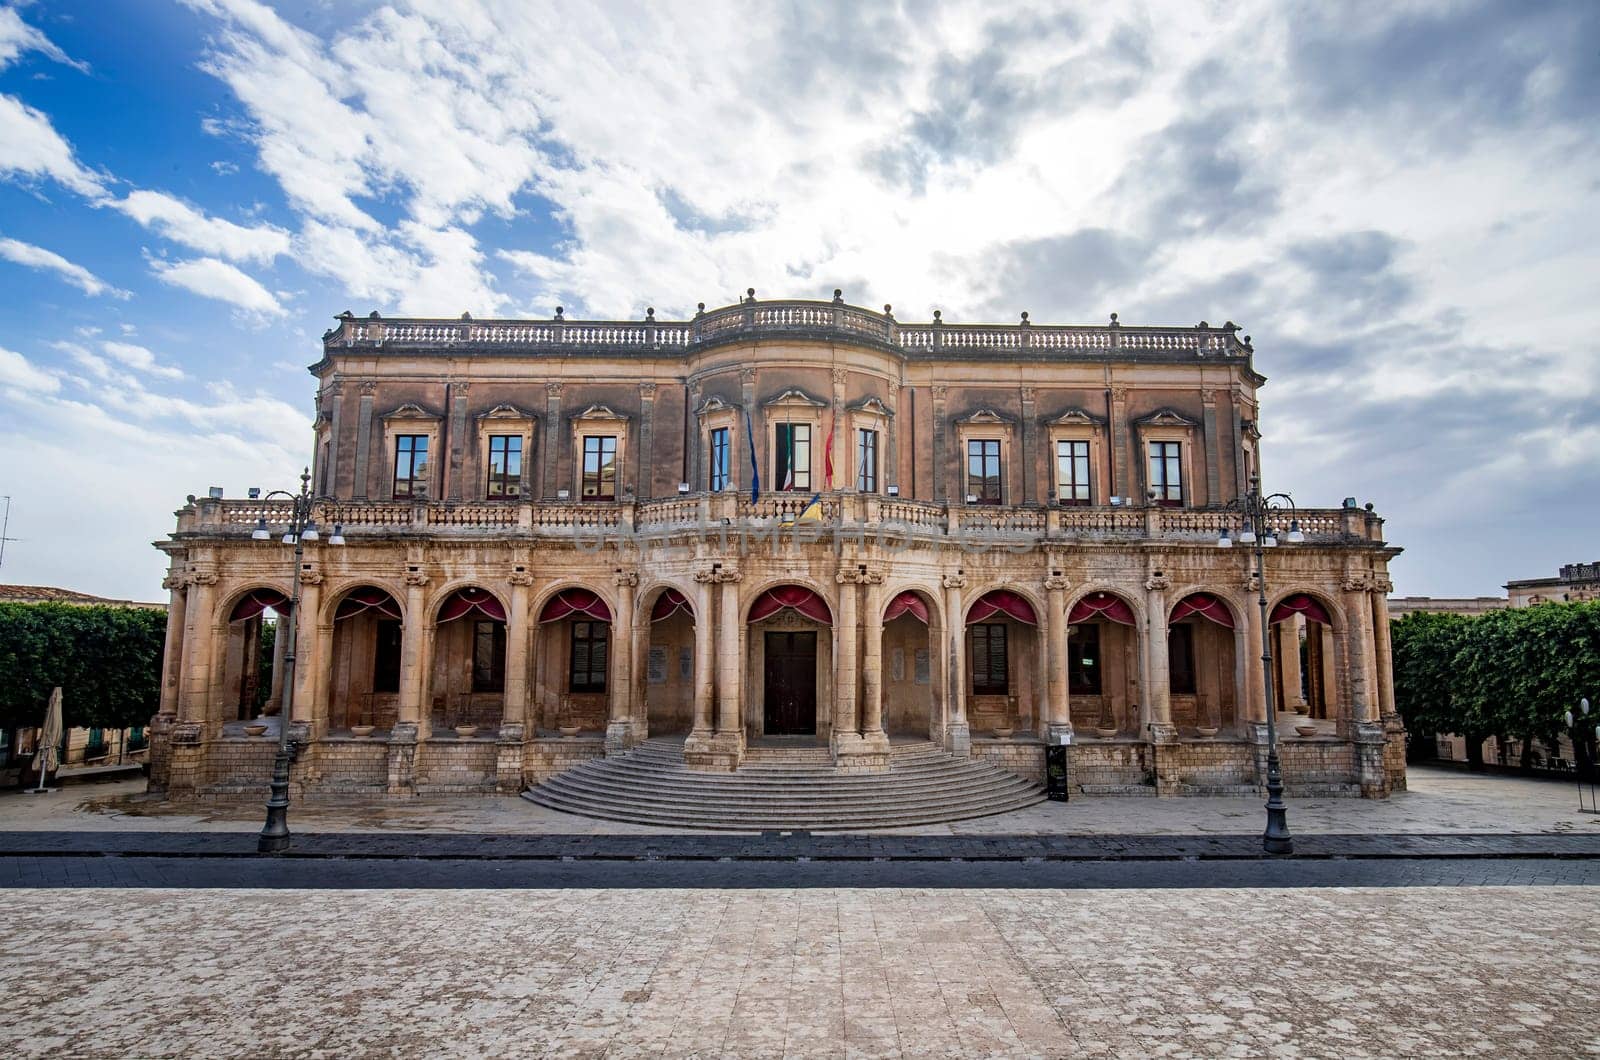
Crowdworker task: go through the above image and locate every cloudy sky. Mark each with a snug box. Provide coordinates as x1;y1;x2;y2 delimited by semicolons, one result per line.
0;0;1595;601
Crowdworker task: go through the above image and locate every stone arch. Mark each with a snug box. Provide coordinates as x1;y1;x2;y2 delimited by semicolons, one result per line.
319;579;408;627
741;574;835;624
213;580;294;625
428;584;511;735
961;583;1047;738
634;579;700;738
530;579;621;736
530;579;621;625
321;582;407;733
1063;584;1146;738
427;580;511;623
877;582;945;740
1266;586;1347;722
1165;587;1246;736
742;578;835;742
1266;585;1348;632
212;581;294;724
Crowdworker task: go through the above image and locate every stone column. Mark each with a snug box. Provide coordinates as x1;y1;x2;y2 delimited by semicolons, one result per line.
267;608;289;713
290;574;321;728
861;574;886;739
1342;577;1375;726
606;572;637;752
502;573;532;730
398;574;429;728
1144;573;1173;738
1044;572;1071;742
179;570;217;725
158;573;188;718
1371;581;1397;722
637;383;657;500
1282;616;1307;710
352;381;376;500
716;575;742;736
834;571;859;739
1241;587;1267;723
943;573;969;755
691;576;715;735
542;382;563;500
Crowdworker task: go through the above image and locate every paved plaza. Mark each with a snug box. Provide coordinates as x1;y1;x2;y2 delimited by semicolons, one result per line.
1;884;1597;1057
6;765;1599;838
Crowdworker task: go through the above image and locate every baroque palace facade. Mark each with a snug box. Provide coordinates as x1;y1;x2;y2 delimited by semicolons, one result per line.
148;293;1405;801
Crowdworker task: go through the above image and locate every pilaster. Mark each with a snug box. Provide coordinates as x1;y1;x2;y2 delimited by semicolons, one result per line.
942;572;969;756
352;381;376;500
637;382;657;500
542;381;562;500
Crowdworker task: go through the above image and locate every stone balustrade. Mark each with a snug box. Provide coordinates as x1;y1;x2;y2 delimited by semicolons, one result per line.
182;495;1384;545
323;298;1251;362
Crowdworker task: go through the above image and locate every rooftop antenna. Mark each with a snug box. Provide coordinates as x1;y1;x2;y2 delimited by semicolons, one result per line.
0;496;15;570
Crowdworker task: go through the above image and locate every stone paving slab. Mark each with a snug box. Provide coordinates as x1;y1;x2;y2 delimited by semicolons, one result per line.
2;885;1597;1057
5;828;1600;861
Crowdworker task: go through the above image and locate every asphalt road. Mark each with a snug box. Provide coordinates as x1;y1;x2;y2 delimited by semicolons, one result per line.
4;853;1598;889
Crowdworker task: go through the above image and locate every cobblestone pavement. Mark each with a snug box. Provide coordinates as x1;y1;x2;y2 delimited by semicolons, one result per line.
1;884;1596;1057
8;766;1600;837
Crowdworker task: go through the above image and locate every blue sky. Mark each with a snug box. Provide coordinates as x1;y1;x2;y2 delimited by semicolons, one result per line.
0;0;1596;601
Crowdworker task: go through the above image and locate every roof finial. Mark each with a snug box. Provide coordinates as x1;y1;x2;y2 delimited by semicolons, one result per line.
932;309;942;323
554;306;565;320
1108;312;1120;326
646;307;656;321
833;288;843;303
746;287;756;303
883;303;893;318
1019;311;1029;324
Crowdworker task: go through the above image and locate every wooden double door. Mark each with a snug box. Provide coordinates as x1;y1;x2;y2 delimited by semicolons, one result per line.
763;631;817;735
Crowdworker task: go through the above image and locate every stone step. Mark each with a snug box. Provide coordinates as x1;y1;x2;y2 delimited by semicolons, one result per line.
523;738;1045;830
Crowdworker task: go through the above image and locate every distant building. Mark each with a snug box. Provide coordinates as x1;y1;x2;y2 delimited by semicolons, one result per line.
1386;596;1508;618
0;584;165;609
1505;562;1600;608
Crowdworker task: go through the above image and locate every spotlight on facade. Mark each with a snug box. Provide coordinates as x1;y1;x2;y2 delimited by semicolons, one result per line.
251;517;270;541
1286;520;1305;544
208;486;224;499
328;524;346;546
886;485;899;496
677;482;690;494
247;487;261;499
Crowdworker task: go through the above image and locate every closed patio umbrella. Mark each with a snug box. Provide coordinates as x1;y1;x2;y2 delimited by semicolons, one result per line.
27;686;63;794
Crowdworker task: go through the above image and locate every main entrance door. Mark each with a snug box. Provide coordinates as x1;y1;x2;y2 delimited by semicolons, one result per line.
763;631;817;735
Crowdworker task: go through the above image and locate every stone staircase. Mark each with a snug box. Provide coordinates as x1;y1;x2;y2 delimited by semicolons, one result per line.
522;738;1045;830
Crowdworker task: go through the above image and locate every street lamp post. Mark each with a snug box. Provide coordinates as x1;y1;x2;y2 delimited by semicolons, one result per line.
1564;698;1597;815
251;468;344;853
1217;472;1304;854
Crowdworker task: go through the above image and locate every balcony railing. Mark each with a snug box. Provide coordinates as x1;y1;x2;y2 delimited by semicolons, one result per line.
185;495;1384;545
323;298;1251;362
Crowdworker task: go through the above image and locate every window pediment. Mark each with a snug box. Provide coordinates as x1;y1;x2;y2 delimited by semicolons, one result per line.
848;396;893;418
380;402;440;423
476;403;533;424
1134;407;1198;429
956;407;1012;426
1046;407;1104;427
696;395;739;417
762;387;826;409
571;403;629;424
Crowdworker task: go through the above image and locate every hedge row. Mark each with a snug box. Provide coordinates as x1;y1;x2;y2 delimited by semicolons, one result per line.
0;603;168;730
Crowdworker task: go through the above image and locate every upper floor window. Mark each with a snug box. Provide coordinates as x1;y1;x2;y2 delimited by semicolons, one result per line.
708;427;731;491
472;620;506;693
1149;441;1183;507
856;428;879;493
775;422;811;491
581;435;617;501
1056;439;1091;506
486;435;522;499
1068;622;1101;694
967;439;1002;504
970;623;1009;695
569;620;608;693
393;435;429;499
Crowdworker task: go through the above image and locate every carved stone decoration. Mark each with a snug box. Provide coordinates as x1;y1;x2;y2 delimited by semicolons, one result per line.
1020;386;1037;403
359;380;379;395
614;570;639;587
739;368;757;385
639;382;658;399
941;573;967;589
692;565;718;584
299;568;324;586
930;385;948;401
161;573;189;591
1144;573;1171;591
713;567;743;584
404;569;430;586
188;568;219;586
545;381;564;398
831;367;848;387
1111;386;1130;404
509;570;534;587
1043;573;1070;591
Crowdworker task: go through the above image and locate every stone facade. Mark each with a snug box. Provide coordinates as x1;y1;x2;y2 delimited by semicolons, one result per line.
148;294;1405;802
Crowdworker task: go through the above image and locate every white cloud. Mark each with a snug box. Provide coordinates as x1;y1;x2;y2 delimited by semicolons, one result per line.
0;93;104;196
0;6;87;72
101;340;185;381
148;255;287;317
0;235;129;297
0;345;60;394
107;189;291;264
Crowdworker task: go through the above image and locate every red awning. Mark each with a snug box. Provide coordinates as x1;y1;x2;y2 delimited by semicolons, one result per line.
437;587;506;623
539;588;612;623
748;585;832;623
650;588;693;622
967;590;1037;625
1271;593;1332;625
1068;592;1136;626
1170;592;1235;629
333;587;402;622
230;588;290;622
883;590;929;624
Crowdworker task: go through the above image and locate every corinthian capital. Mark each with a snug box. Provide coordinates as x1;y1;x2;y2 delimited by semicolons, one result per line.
1043;573;1070;591
614;570;639;587
941;573;967;589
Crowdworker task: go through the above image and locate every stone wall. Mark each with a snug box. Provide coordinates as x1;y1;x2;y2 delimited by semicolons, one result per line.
1068;741;1155;794
525;736;606;783
972;739;1045;783
413;739;499;793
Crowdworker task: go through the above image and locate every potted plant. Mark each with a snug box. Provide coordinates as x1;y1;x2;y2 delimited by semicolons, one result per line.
243;722;269;738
